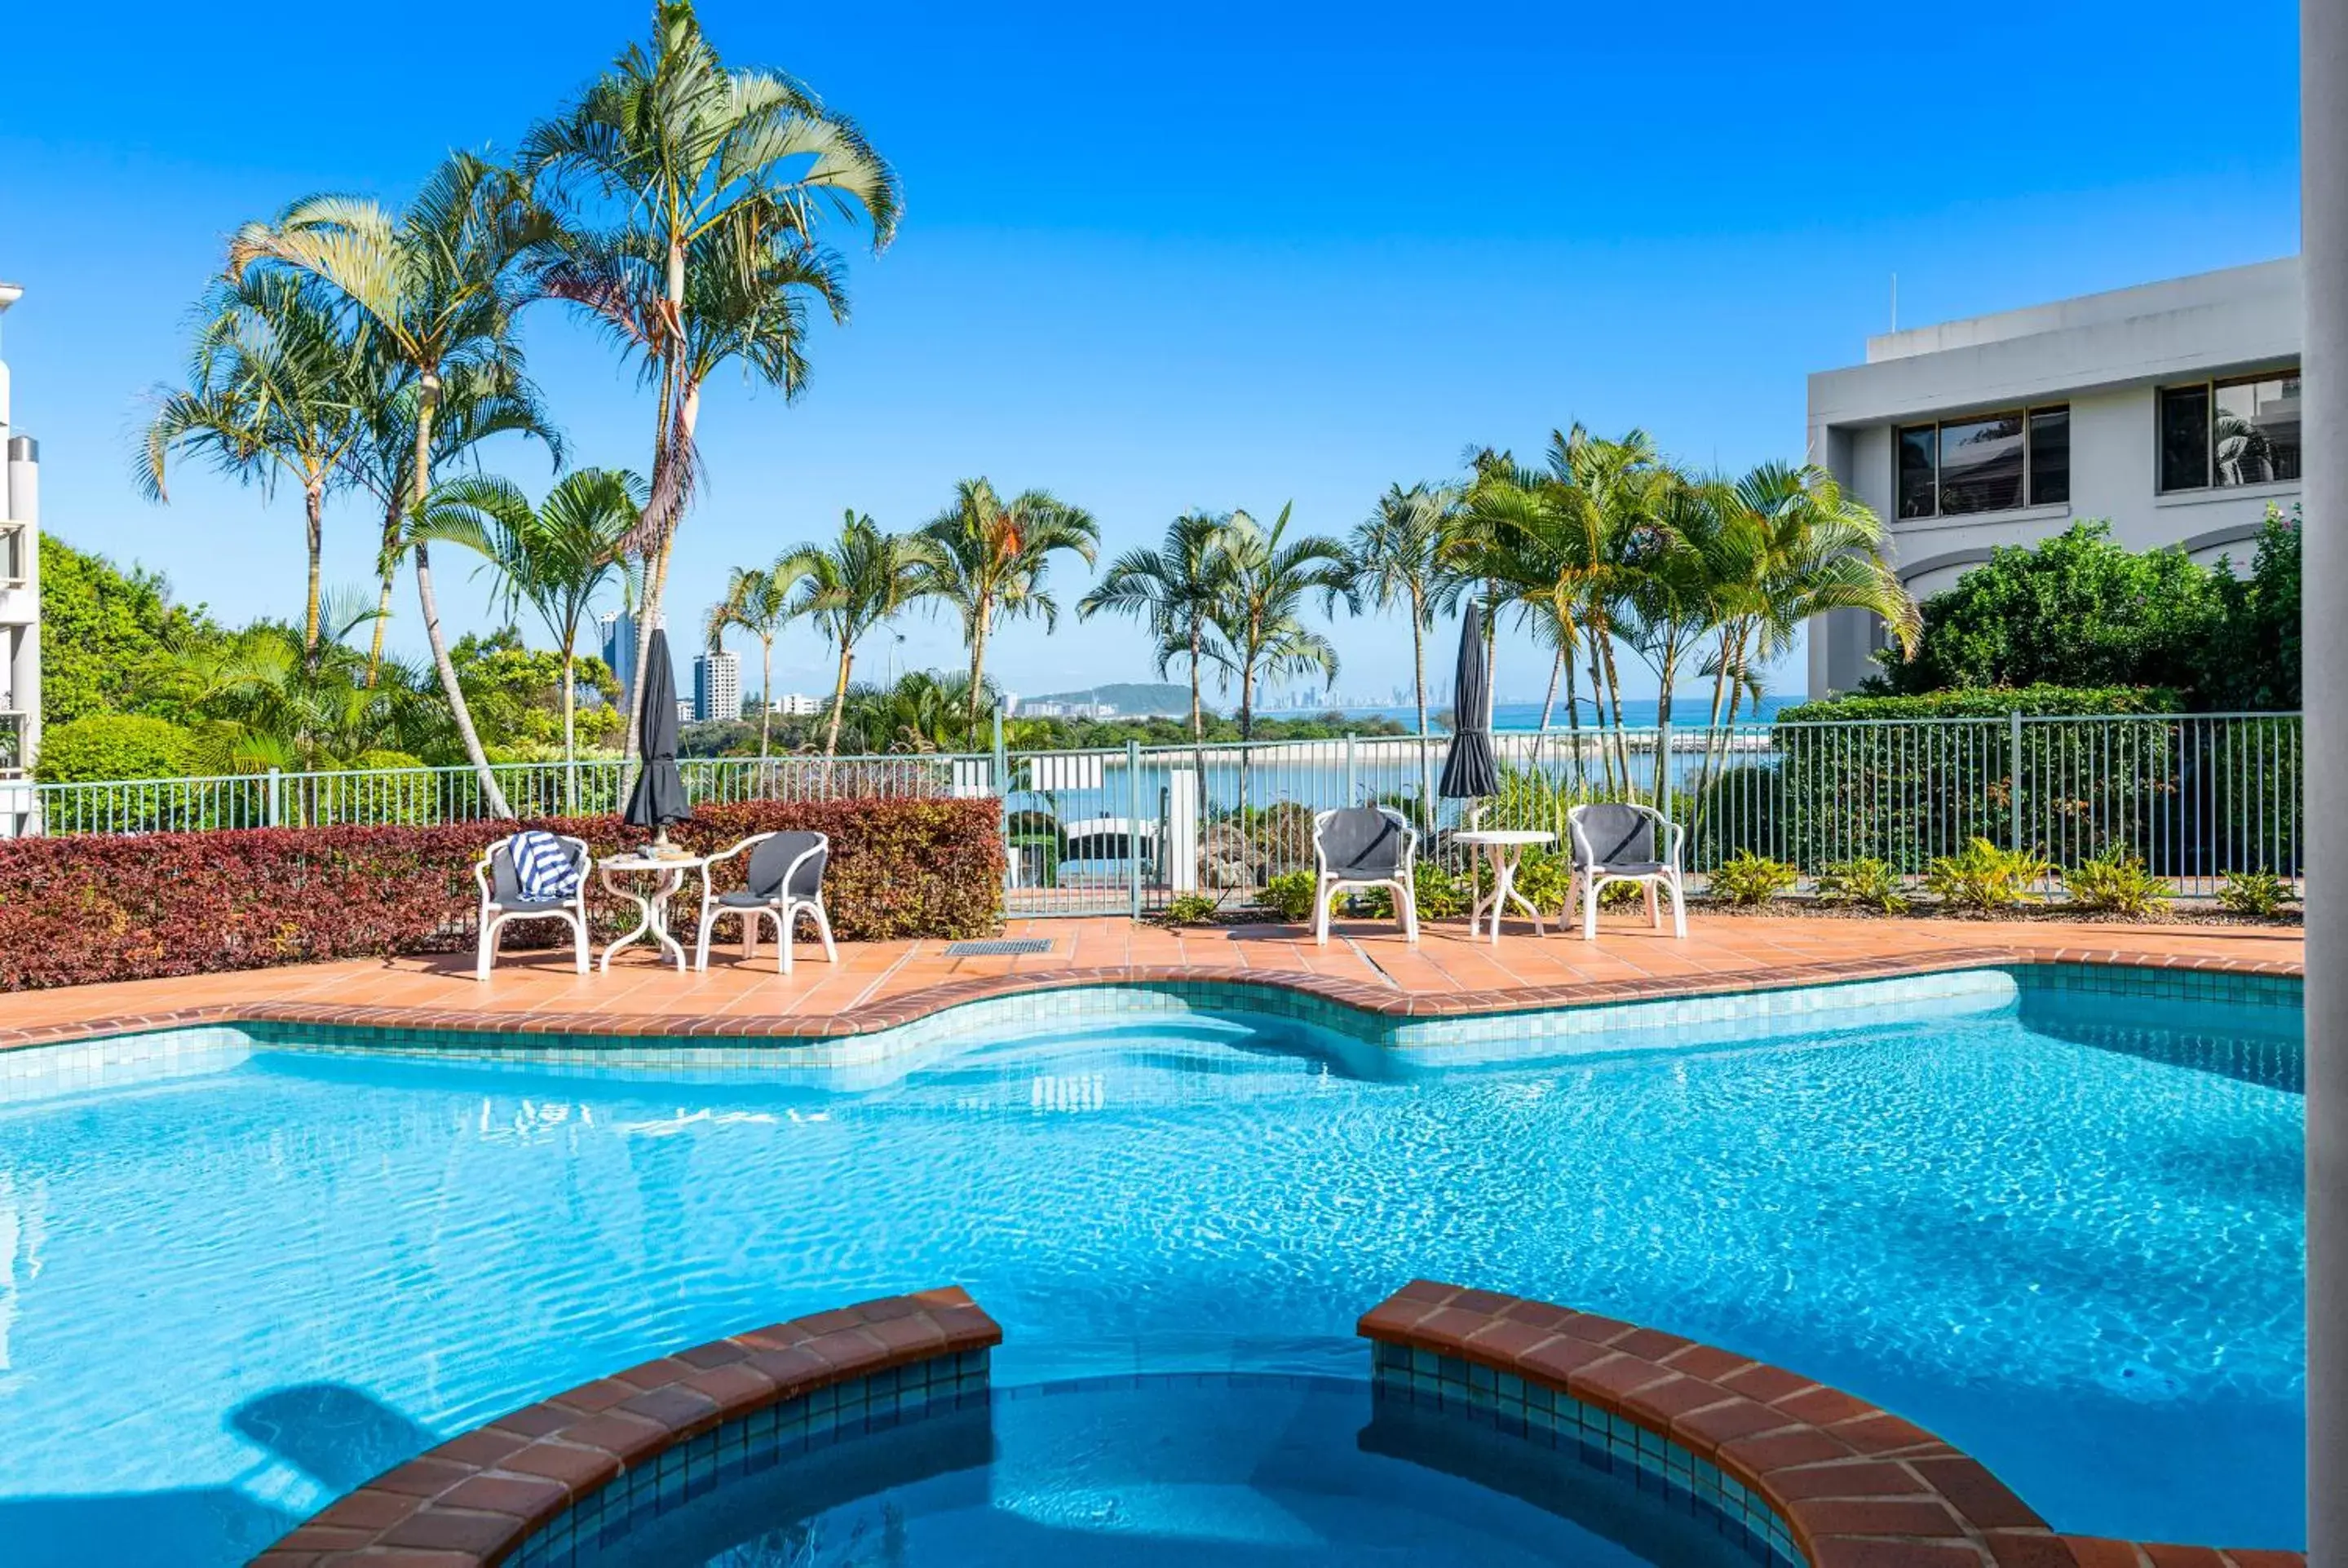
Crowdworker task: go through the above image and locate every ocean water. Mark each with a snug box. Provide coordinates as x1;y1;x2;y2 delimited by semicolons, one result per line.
0;982;2304;1564
1261;696;1793;733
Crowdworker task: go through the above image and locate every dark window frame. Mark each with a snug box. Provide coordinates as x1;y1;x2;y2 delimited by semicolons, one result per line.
2157;367;2303;493
1891;404;2070;520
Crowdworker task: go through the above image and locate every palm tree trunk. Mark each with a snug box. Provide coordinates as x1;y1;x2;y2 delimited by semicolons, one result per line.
1652;627;1680;804
823;640;854;760
1238;656;1255;824
366;506;400;689
1187;624;1203;740
623;351;692;762
1584;634;1614;795
1533;643;1564;800
965;606;990;749
1410;592;1432;834
758;636;774;762
1188;624;1209;885
409;376;511;819
1598;622;1634;795
560;643;577;815
303;479;325;660
1563;647;1586;793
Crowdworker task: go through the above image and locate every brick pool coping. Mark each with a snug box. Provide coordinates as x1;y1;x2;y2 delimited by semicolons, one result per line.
252;1287;1002;1566
252;1280;2303;1567
0;945;2302;1056
1360;1281;2304;1568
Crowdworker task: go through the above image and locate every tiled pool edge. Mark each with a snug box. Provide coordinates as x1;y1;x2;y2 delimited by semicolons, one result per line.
251;1288;1002;1568
0;946;2302;1059
1360;1281;2306;1568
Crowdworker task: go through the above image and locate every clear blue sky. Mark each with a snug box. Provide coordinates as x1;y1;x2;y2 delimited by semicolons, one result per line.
0;0;2303;706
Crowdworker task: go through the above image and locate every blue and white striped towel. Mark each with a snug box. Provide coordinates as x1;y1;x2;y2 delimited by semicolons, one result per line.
512;830;581;901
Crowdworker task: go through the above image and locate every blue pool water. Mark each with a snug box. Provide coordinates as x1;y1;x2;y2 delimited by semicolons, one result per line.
0;971;2305;1565
574;1374;1763;1567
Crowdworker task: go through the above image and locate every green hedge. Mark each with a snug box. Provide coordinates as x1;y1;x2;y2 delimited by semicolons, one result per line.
0;798;1005;991
1776;686;2177;723
31;713;194;785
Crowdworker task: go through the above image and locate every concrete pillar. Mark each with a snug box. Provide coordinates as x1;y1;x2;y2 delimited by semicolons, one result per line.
2304;2;2345;1560
7;435;37;758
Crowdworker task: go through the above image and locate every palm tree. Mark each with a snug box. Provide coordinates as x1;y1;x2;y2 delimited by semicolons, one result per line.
137;272;369;658
1078;511;1231;741
705;563;793;761
343;358;565;687
1460;429;1662;793
1205;505;1345;821
524;0;900;762
170;593;437;781
776;511;942;759
918;479;1100;745
1330;484;1466;827
228;150;555;818
1207;504;1347;742
1704;463;1918;731
414;469;643;807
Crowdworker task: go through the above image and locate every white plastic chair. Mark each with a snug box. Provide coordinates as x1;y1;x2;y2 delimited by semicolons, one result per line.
1566;802;1687;939
473;833;592;981
1310;805;1420;947
694;830;838;975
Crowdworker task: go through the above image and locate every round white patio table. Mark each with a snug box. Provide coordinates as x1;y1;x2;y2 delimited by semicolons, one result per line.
1453;828;1556;946
596;850;711;973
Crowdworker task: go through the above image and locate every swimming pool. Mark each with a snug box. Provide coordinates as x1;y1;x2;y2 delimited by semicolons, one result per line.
0;965;2304;1564
565;1372;1769;1568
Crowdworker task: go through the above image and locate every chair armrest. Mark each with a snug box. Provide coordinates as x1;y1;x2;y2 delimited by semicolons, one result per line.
1661;817;1686;869
473;849;496;904
780;838;827;899
696;833;772;899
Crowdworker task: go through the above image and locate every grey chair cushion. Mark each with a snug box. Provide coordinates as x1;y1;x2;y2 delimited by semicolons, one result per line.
742;832;827;902
1318;807;1406;880
1573;804;1655;868
493;898;575;917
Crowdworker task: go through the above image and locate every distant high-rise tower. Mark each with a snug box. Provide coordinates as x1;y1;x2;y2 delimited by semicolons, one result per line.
693;649;741;723
1;280;42;837
597;607;666;710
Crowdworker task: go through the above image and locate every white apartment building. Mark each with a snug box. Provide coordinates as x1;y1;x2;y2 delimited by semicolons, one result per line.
1806;258;2301;696
692;649;741;724
1;281;40;837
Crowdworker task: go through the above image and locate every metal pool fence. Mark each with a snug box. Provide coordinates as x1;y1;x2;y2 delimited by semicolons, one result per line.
7;713;2304;913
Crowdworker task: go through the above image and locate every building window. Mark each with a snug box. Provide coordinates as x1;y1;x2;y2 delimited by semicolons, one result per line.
2027;405;2068;506
1893;405;2068;519
2158;370;2302;492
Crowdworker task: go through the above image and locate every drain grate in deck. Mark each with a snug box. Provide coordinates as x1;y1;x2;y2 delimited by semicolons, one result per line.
944;938;1055;957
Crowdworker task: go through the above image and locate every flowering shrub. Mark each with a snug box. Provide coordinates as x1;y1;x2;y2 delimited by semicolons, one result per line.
0;798;1004;991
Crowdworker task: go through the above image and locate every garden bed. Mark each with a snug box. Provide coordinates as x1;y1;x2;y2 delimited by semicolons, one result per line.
0;799;1006;991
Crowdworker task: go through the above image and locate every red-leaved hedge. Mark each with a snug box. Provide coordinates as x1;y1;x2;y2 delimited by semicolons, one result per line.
0;799;1006;991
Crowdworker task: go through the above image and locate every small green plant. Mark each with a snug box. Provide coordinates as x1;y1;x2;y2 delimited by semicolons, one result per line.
1163;893;1221;928
2217;868;2299;918
1470;848;1574;913
1812;859;1910;914
1256;869;1323;923
1705;850;1798;907
1355;859;1470;922
2060;848;2173;918
1924;837;2050;913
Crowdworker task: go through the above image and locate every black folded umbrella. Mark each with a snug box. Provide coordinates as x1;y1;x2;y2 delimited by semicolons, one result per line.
623;629;692;845
1439;599;1499;800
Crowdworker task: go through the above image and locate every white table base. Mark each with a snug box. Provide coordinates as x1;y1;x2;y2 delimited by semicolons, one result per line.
599;864;692;973
1466;841;1548;945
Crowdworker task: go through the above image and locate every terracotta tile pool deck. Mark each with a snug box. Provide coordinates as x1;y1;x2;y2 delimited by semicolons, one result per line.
0;911;2302;1049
